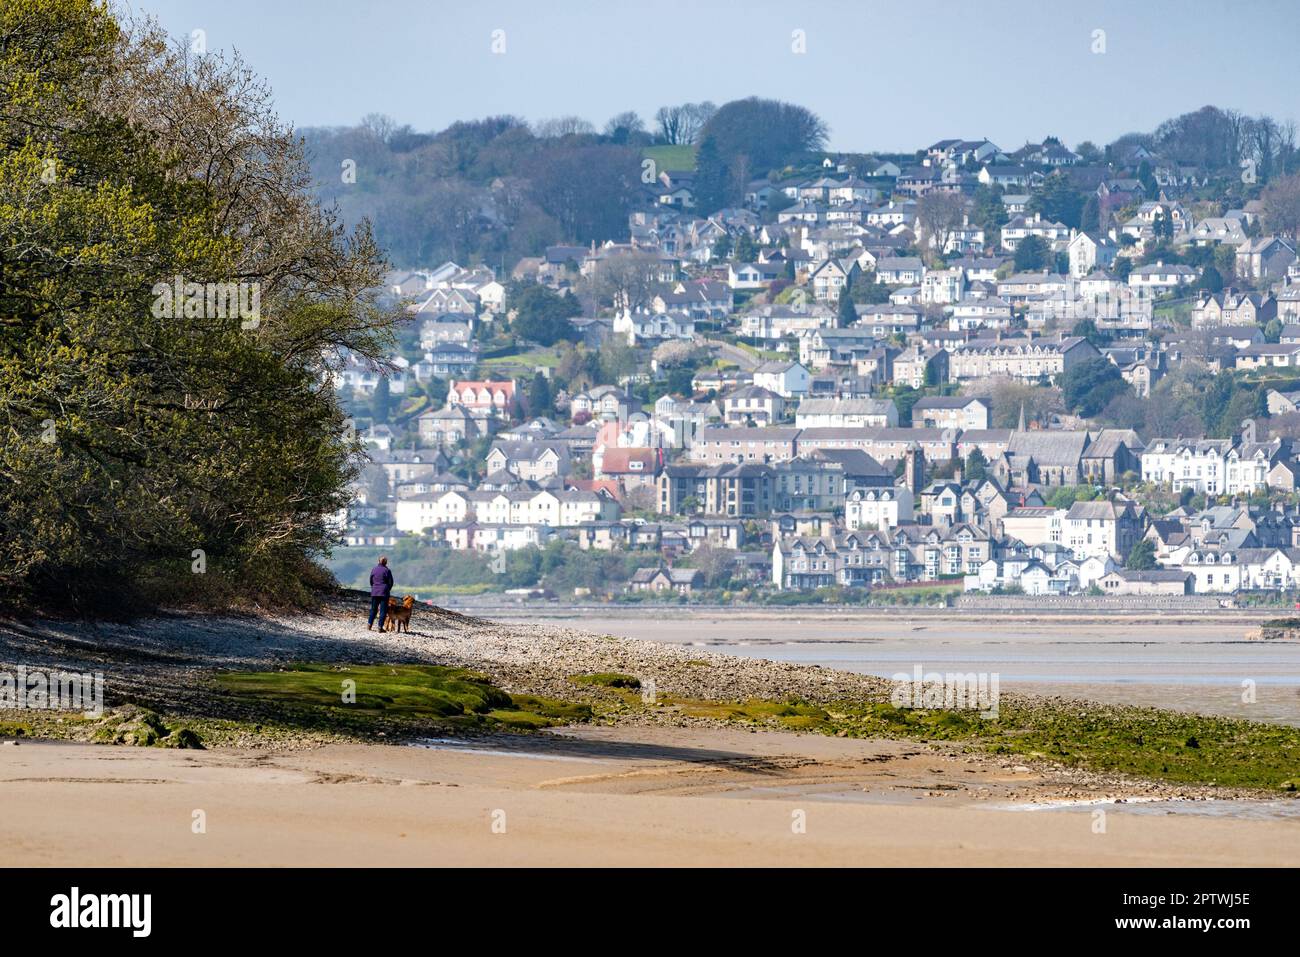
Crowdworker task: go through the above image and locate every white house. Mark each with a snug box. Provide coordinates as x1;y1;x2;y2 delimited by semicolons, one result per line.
845;486;914;531
753;360;811;398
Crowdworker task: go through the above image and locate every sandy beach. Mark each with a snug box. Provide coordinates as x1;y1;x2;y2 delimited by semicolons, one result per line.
5;727;1298;867
3;601;1299;867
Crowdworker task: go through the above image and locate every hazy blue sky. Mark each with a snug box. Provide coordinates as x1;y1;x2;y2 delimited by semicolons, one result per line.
129;0;1299;152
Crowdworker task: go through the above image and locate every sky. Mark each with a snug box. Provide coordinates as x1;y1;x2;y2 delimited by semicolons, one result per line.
128;0;1300;153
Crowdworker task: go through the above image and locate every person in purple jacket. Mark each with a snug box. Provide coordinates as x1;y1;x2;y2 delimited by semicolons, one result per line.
367;556;394;631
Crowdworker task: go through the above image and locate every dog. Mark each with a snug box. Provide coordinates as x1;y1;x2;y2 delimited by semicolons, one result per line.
383;594;415;633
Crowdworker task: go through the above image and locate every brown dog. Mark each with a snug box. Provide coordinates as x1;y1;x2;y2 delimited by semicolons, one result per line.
384;594;415;633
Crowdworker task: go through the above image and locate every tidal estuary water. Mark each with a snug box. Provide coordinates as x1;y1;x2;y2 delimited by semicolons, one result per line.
468;607;1300;726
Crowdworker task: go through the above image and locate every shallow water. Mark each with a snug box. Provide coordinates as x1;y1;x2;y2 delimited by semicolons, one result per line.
987;797;1300;821
480;610;1300;726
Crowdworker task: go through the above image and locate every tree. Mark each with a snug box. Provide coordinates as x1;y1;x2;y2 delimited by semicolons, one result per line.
509;282;581;346
1080;195;1101;233
1059;357;1130;418
603;111;645;143
964;448;988;482
534;116;596;138
971;184;1008;236
589;251;662;315
1126;538;1157;571
0;0;396;610
424;375;449;408
1260;172;1300;239
598;340;639;383
684;543;735;588
699;97;828;173
665;366;695;397
916;191;966;255
1200;264;1224;293
1137;160;1157;197
1075;141;1103;164
1152;209;1173;242
371;376;392;423
1029;171;1085;229
692;135;730;212
529;144;641;243
850;271;892;305
1014;235;1050;272
654;102;715;145
1071;319;1106;348
837;282;858;326
527;372;553;417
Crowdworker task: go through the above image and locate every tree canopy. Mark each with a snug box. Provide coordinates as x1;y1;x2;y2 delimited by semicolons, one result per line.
0;0;394;610
1059;358;1130;418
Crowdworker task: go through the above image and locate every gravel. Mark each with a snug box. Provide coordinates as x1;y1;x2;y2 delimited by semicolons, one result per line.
0;595;892;721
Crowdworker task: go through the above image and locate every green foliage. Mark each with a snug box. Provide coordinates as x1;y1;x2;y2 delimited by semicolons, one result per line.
1013;235;1050;272
508;282;581;346
215;662;592;731
1126;538;1158;570
570;673;641;690
849;271;892;305
1137;160;1157;197
1028;171;1085;229
692;136;730;212
1059;356;1130;417
371;376;392;424
700;97;828;176
1071;319;1106;348
837;284;857;326
1079;194;1101;233
970;184;1008;235
527;372;553;417
1047;485;1100;509
1200;371;1265;438
0;0;394;611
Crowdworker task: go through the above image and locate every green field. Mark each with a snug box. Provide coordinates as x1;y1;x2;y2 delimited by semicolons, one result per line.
643;144;696;172
479;348;562;372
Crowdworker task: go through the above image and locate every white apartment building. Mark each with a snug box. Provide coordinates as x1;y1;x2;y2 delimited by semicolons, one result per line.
1139;439;1276;495
395;489;617;534
845;486;914;531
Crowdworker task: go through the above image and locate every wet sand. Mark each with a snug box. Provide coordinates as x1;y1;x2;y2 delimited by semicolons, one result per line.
4;729;1298;867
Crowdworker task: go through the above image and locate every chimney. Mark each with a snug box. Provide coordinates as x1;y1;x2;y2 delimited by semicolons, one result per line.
903;444;925;495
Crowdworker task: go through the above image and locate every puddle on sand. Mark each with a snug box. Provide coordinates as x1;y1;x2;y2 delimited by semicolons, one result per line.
408;738;606;763
985;796;1300;821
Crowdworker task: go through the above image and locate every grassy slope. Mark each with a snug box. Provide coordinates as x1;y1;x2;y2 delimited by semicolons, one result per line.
643;144;696;172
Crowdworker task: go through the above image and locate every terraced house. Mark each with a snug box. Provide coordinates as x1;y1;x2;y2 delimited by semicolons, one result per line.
947;334;1098;384
394;488;619;534
1140;437;1290;495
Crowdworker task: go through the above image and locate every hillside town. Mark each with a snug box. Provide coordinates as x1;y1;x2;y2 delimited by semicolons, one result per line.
329;125;1300;603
